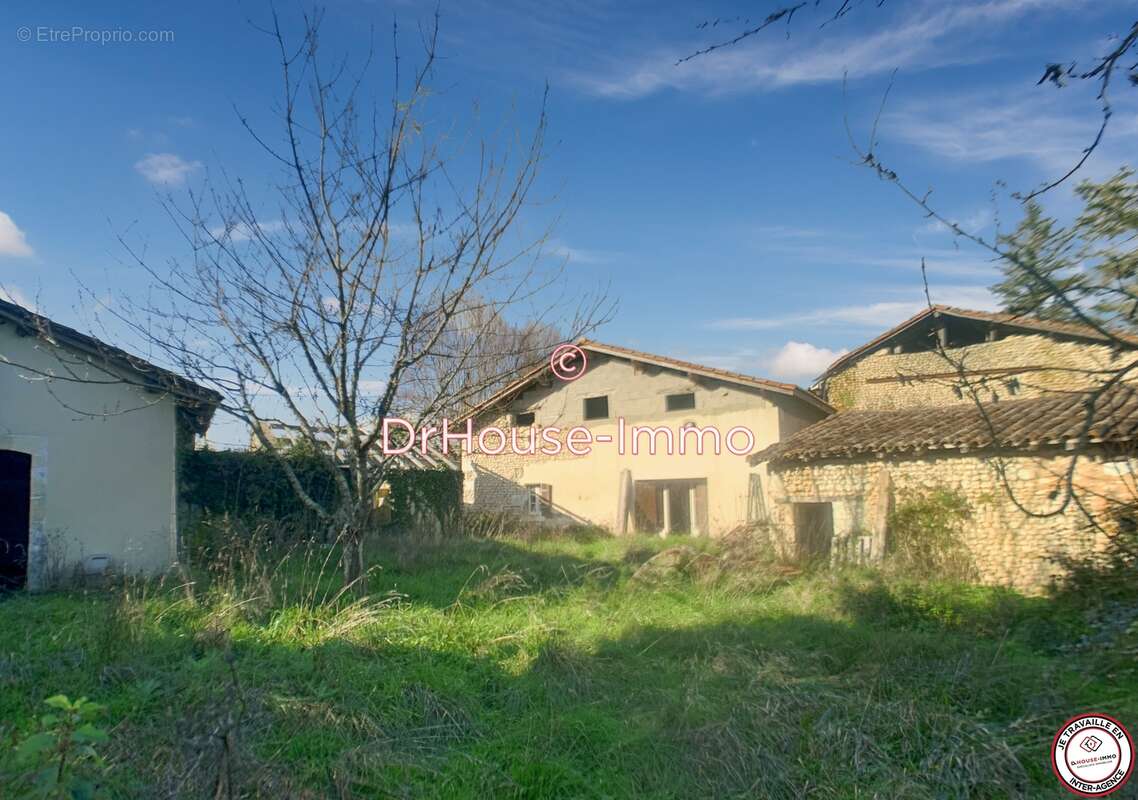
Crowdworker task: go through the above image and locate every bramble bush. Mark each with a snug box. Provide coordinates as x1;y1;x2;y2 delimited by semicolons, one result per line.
886;488;977;580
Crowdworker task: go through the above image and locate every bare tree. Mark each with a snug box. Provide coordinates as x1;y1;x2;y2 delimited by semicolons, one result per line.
400;298;564;417
112;10;608;588
680;5;1138;535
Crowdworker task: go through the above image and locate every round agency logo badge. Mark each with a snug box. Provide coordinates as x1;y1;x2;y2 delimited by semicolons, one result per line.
1052;714;1134;797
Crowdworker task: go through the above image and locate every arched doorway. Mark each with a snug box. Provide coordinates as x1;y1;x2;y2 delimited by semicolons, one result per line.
0;450;32;589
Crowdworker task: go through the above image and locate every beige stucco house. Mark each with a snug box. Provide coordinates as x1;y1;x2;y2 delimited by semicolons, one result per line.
461;340;831;535
0;299;219;590
751;305;1138;591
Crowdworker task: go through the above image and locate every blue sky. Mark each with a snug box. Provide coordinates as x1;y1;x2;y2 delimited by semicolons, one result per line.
1;0;1135;428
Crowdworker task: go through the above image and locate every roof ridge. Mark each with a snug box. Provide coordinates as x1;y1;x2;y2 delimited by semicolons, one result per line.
818;305;1138;381
459;337;834;422
0;297;222;411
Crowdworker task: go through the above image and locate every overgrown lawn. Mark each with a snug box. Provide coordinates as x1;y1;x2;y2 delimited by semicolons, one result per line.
0;532;1134;798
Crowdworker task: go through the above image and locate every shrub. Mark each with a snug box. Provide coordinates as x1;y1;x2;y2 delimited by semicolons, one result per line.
4;695;108;799
886;489;977;581
1053;503;1138;605
180;449;462;541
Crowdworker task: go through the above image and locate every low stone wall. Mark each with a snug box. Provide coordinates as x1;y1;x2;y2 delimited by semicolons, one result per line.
767;449;1131;592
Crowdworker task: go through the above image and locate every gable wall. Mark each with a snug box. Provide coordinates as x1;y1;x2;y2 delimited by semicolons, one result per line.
821;333;1135;411
462;353;802;534
0;324;180;586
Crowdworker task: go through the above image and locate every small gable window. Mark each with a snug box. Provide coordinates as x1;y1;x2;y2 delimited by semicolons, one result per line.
665;392;695;412
526;483;552;516
583;395;609;420
514;411;536;426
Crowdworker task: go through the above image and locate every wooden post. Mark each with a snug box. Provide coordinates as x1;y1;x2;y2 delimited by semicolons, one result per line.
661;486;671;538
617;469;631;535
689;484;698;535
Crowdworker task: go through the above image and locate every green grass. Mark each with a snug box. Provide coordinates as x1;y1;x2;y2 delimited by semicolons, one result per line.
0;531;1134;799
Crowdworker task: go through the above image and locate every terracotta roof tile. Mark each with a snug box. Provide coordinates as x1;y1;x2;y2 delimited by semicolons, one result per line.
460;338;833;421
750;386;1138;466
820;305;1138;380
0;298;222;431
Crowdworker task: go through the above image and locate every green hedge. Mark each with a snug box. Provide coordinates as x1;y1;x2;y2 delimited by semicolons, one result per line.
180;449;461;532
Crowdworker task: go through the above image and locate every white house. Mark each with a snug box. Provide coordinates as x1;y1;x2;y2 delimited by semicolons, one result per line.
0;299;219;590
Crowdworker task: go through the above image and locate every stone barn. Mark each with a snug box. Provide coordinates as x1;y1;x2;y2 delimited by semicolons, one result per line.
751;305;1138;592
0;299;219;589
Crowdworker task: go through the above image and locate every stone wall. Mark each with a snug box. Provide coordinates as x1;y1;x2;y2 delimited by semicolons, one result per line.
767;449;1131;592
822;333;1135;411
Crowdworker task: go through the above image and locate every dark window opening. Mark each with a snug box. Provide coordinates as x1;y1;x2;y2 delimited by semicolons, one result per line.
514;411;535;426
891;318;999;355
526;483;553;517
633;479;708;535
0;450;32;590
583;395;609;420
665;392;695;412
793;502;833;560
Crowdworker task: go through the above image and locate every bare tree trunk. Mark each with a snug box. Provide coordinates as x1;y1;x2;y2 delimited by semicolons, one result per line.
341;529;366;593
107;10;608;597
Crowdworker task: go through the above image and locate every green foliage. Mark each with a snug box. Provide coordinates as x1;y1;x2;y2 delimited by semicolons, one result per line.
887;488;977;580
1054;503;1138;605
384;468;462;532
180;448;340;524
993;167;1138;329
181;448;461;539
4;695;108;800
0;535;1131;797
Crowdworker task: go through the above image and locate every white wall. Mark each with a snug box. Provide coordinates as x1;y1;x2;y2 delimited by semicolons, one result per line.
0;325;179;585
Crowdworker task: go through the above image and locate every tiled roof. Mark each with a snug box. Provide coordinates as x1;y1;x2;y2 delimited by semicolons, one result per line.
577;340;831;412
0;298;222;431
460;339;833;422
820;305;1138;380
749;386;1138;466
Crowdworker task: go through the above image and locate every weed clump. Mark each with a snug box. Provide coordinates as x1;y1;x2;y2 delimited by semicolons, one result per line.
887;488;977;580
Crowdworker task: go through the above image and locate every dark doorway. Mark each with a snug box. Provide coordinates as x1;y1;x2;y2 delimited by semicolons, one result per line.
793;502;833;559
0;450;32;590
633;479;708;535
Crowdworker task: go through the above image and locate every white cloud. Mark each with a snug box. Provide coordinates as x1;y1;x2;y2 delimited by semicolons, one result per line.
0;211;33;257
765;341;848;381
547;239;613;265
709;285;999;331
134;152;202;185
568;0;1077;99
918;207;993;236
756;240;1000;279
885;91;1138;175
208;220;285;243
0;284;35;310
887;98;1083;171
711;300;923;331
